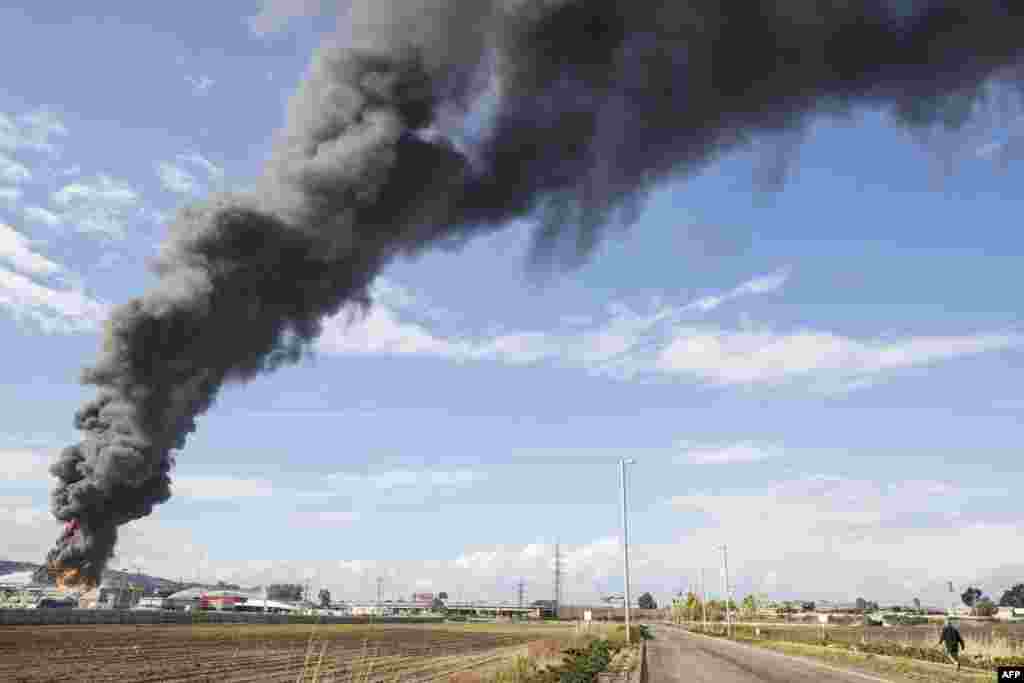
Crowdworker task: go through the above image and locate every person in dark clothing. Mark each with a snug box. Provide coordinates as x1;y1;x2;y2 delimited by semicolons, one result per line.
938;618;966;670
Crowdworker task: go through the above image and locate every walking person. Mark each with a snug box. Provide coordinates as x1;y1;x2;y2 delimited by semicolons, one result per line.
938;617;966;670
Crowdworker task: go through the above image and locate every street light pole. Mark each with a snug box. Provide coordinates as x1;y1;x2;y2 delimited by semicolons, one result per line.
619;458;636;644
719;544;732;637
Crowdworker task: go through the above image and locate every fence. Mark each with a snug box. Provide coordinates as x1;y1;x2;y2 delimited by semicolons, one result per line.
558;606;668;622
0;608;446;626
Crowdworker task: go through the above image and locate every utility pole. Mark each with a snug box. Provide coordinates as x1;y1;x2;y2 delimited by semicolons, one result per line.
518;578;525;608
619;458;636;644
377;576;383;610
719;545;733;636
554;542;562;619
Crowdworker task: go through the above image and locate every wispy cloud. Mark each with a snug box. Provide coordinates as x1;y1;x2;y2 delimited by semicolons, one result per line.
329;469;486;491
173;476;275;500
51;174;142;239
655;327;1020;391
156;162;197;194
0;187;22;208
684;267;791;313
317;271;1018;394
247;0;324;36
0;110;68;155
155;153;224;195
0;448;55;484
289;510;361;527
325;468;487;506
674;440;782;465
0;266;109;334
0;153;31;184
0;223;61;277
185;75;215;95
23;206;61;227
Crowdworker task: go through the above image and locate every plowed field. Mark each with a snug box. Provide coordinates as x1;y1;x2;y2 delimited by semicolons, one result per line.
1;622;572;683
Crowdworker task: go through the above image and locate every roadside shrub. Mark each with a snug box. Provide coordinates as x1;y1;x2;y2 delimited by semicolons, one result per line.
554;639;614;683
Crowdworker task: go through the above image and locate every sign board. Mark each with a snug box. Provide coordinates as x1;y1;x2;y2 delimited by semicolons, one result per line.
583;610;592;622
818;614;829;624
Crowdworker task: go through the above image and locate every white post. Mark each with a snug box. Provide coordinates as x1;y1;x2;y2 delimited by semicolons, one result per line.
619;458;636;644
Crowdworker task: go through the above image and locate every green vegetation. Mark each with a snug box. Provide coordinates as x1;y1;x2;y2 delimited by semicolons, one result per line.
637;593;656;610
463;624;646;683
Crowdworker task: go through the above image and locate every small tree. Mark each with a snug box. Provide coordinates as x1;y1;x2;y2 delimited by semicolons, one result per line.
431;597;447;613
976;597;998;617
741;594;757;617
855;597;868;613
913;597;921;613
684;592;702;622
638;592;657;610
998;584;1024;608
318;588;331;609
438;591;449;600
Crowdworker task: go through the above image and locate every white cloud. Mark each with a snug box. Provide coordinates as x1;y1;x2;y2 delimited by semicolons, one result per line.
178;152;224;184
663;474;1021;603
685;267;791;313
655;327;1020;391
0;448;55;484
675;441;781;465
173;476;275;500
324;468;487;506
247;0;325;35
289;510;361;527
0;187;22;207
0;223;61;277
51;174;141;239
318;271;1019;394
23;206;61;227
0;267;109;334
0;110;68;155
329;468;486;492
155;153;224;195
156;161;198;194
185;75;215;95
0;153;31;183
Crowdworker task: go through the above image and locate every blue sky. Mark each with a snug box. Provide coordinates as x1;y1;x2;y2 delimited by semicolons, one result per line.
2;2;1023;608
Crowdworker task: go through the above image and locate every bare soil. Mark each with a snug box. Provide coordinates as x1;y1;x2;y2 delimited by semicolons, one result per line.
0;622;571;683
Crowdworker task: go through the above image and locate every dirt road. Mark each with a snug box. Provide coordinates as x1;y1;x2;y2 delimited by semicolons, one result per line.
648;626;895;683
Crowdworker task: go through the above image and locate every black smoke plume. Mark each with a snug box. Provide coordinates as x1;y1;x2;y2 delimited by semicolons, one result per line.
45;0;1024;585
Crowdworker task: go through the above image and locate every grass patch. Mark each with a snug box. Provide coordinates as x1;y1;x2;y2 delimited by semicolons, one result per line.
691;625;1024;675
447;625;645;683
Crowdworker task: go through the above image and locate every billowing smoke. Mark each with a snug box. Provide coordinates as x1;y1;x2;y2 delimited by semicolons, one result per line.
45;0;1024;585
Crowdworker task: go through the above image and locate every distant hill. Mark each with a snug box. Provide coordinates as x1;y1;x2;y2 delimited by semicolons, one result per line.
0;558;242;596
0;560;39;576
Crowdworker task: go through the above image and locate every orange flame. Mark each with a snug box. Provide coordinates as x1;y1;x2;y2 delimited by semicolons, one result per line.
50;564;97;592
